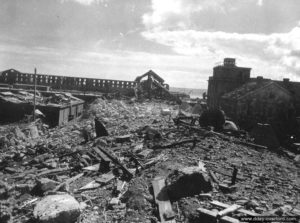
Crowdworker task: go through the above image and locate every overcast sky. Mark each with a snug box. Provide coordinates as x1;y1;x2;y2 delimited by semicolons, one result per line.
1;0;300;88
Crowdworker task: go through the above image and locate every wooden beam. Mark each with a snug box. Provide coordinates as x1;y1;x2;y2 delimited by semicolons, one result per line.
211;200;260;217
234;140;267;150
93;147;110;162
208;170;219;184
160;138;200;149
37;167;70;177
98;147;133;179
217;204;242;219
197;208;239;223
152;176;176;223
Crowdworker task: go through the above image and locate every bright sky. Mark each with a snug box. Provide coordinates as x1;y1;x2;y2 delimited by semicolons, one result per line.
1;0;300;88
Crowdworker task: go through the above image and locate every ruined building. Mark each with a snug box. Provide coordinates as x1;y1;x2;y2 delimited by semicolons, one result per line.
207;58;251;109
0;68;136;95
0;69;179;100
207;58;300;141
0;68;184;125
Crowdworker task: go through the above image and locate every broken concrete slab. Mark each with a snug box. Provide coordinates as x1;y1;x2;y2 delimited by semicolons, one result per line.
167;166;212;200
13;126;27;140
96;172;115;184
33;194;81;223
34;178;59;195
29;124;39;139
137;148;152;158
110;197;120;206
78;180;101;191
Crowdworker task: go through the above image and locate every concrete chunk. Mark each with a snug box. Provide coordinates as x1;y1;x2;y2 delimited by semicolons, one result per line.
167;166;212;200
34;178;59;195
294;155;300;166
33;194;80;223
29;124;39;139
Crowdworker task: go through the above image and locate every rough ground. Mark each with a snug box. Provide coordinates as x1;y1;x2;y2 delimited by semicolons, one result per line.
0;98;299;223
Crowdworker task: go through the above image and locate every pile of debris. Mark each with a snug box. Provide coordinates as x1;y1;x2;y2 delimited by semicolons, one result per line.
0;98;299;223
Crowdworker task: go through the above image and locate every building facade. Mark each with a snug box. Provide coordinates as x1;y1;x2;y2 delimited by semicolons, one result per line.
0;69;136;95
220;81;296;138
207;58;251;109
208;58;300;141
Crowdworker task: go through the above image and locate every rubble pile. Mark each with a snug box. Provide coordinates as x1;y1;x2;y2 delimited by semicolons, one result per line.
0;91;40;104
0;98;299;222
44;93;82;106
0;91;81;107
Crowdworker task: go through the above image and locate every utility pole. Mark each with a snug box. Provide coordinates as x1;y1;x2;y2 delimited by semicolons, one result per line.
33;68;37;121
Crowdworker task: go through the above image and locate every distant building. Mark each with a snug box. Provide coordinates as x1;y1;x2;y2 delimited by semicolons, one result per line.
0;68;137;95
207;58;300;140
207;58;251;109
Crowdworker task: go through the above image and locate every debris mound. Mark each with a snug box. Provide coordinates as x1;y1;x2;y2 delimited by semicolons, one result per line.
167;166;212;200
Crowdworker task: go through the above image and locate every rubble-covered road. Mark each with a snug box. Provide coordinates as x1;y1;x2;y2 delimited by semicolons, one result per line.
0;98;299;223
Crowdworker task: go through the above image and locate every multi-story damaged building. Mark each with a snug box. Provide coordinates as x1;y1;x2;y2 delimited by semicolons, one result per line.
0;69;178;100
207;58;251;109
207;58;300;140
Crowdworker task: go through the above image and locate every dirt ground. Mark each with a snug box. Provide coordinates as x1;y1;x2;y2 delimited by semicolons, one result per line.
0;98;299;223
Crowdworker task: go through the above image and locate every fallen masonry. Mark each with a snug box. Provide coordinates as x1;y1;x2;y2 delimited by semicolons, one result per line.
33;194;81;223
0;97;299;223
